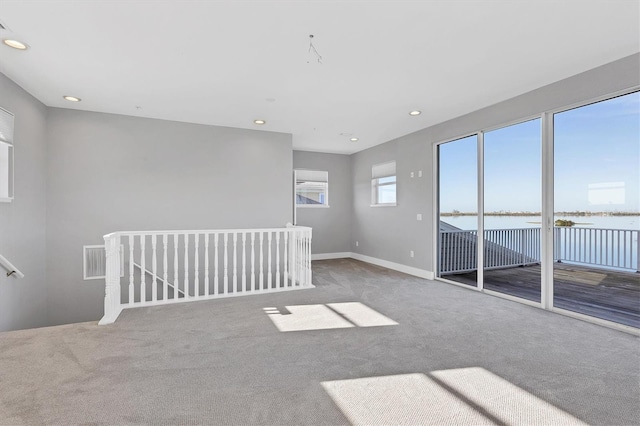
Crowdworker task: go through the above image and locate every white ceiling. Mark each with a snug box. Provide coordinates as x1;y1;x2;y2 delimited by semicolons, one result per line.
0;1;638;154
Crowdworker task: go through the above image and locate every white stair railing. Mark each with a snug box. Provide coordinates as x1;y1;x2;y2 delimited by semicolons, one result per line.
0;254;24;279
99;224;313;325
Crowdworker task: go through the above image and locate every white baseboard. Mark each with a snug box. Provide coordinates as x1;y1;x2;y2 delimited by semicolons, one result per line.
312;251;435;280
311;252;352;261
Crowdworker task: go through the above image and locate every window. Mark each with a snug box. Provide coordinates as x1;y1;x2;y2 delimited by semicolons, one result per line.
371;161;396;206
0;107;14;203
295;169;329;207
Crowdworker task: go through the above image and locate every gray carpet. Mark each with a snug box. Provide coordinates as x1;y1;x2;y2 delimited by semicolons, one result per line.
0;258;638;425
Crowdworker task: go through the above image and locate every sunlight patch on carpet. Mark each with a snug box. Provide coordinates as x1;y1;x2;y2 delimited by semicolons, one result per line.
264;302;397;332
322;368;587;425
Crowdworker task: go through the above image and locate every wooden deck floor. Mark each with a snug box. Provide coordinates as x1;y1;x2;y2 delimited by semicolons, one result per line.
442;263;640;328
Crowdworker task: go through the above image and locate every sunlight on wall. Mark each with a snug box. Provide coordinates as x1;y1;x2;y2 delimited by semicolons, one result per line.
322;368;587;426
264;302;398;332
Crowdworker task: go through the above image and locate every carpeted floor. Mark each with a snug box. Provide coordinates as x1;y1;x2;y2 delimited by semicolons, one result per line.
0;258;638;425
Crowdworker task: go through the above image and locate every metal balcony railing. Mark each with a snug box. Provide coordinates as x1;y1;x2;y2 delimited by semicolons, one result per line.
440;227;639;274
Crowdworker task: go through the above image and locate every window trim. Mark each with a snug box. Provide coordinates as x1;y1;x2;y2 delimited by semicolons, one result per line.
294;169;329;208
0;107;15;203
371;161;397;207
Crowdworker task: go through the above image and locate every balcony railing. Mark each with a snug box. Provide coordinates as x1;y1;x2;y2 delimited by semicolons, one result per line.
440;227;639;275
100;224;313;325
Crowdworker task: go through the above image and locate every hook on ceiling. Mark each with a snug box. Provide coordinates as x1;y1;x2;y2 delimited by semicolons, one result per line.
308;34;323;64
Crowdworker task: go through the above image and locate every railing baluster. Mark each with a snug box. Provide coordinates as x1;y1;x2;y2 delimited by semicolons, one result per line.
140;236;146;303
283;231;288;287
214;234;219;296
617;230;621;268
184;234;189;299
204;233;210;296
162;234;168;302
251;232;256;291
242;232;247;293
259;232;264;290
223;233;229;295
622;231;627;269
268;231;273;289
233;233;238;294
290;231;296;286
604;230;608;266
598;229;603;264
128;235;134;305
275;232;281;289
151;235;158;303
174;234;179;299
194;233;200;298
307;230;312;285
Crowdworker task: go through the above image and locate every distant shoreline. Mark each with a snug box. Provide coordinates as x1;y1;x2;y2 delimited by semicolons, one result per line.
441;212;640;217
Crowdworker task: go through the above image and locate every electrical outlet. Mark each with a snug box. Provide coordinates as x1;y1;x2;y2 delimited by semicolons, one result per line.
355;241;359;247
410;171;414;178
410;250;414;258
417;213;422;221
418;170;423;177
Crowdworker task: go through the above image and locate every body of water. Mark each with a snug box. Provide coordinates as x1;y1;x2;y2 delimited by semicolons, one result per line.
440;215;639;231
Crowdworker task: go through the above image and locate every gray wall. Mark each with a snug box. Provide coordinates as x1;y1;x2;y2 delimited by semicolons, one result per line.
293;151;351;254
351;53;640;274
0;73;49;332
45;109;293;326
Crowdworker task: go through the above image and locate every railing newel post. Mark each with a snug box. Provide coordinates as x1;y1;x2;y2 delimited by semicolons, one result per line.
99;233;122;325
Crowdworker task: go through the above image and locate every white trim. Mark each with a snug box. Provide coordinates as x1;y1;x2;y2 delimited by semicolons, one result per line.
312;252;351;260
369;203;396;207
350;252;435;280
552;307;640;336
483;288;542;308
433;142;440;277
311;251;435;279
476;132;484;291
435;276;480;291
541;112;554;310
297;204;330;209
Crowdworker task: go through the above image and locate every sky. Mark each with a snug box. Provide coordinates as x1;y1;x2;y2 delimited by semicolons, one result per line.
439;91;640;214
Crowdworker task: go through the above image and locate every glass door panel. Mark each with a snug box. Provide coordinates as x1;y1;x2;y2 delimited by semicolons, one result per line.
553;92;640;327
438;135;479;287
483;119;541;302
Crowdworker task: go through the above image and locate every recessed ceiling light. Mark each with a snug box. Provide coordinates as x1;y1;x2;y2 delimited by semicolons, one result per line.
350;137;359;142
2;39;29;50
409;110;421;116
254;119;266;125
63;96;82;102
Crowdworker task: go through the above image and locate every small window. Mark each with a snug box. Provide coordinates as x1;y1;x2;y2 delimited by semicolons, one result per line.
372;161;396;206
0;107;15;203
295;169;329;207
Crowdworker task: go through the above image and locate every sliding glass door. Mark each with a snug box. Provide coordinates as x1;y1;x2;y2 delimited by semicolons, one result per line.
436;90;639;330
553;92;639;328
483;119;541;302
437;135;478;287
